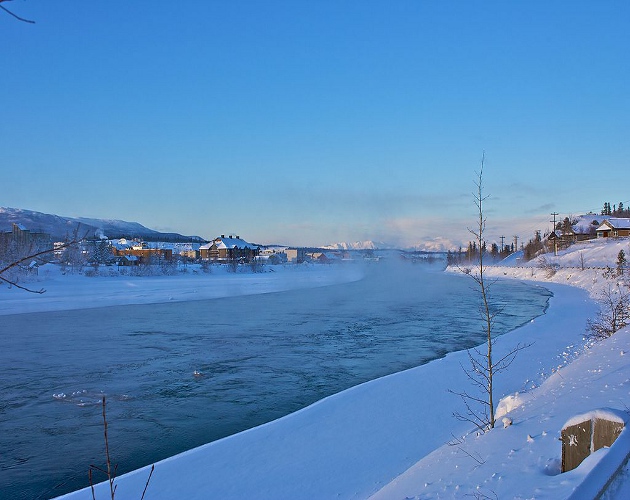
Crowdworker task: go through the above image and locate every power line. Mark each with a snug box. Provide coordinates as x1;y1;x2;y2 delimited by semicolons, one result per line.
550;212;559;255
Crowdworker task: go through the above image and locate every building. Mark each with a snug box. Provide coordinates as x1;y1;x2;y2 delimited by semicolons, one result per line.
596;218;630;238
284;248;307;263
0;223;53;260
259;247;288;264
199;235;260;262
111;240;173;263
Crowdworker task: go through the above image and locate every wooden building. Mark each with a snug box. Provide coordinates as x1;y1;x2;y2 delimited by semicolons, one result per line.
199;235;259;262
596;218;630;238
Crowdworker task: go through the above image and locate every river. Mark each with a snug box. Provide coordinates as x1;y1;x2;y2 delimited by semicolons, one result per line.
0;260;551;499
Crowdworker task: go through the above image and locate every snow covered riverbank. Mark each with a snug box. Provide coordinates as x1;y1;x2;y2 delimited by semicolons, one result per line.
0;263;364;316
55;283;598;500
52;240;630;499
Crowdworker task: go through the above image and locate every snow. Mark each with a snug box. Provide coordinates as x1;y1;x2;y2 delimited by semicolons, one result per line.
563;409;626;429
0;263;364;316
9;238;628;499
199;236;258;250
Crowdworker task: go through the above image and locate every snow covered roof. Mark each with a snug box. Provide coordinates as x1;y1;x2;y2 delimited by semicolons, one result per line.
608;218;630;229
212;236;257;249
119;255;139;261
112;241;131;250
562;407;627;429
597;218;630;231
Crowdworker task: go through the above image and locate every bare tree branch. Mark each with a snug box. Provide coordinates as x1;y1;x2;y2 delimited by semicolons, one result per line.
0;239;78;294
1;277;45;294
141;464;155;500
88;396;154;499
0;0;35;24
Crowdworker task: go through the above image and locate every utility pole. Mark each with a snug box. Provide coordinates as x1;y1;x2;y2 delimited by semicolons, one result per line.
513;235;519;253
551;212;559;256
500;235;505;254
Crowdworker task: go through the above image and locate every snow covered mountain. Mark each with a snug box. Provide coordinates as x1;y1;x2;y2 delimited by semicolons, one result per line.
322;240;391;250
0;207;204;242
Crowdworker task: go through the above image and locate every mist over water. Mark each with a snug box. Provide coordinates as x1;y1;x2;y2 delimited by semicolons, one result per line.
0;260;551;499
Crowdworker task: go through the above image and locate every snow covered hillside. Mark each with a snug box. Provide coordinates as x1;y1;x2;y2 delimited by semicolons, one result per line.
0;206;204;242
486;237;630;296
55;238;630;499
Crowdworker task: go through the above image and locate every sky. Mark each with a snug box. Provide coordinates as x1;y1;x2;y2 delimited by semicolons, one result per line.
2;1;629;249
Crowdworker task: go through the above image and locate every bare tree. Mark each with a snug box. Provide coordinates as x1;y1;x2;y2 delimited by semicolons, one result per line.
537;256;558;279
451;155;528;432
586;280;630;342
89;397;154;500
0;239;78;293
1;226;86;293
0;0;35;23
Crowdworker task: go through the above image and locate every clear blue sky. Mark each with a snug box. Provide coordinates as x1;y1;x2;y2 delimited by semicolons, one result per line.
2;1;628;248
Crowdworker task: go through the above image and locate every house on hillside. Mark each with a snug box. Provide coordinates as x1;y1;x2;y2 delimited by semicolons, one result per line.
547;226;590;248
546;217;598;250
596;218;630;238
199;235;259;262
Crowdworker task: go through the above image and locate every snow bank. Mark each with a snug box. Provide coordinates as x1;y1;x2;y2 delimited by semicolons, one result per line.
370;327;630;499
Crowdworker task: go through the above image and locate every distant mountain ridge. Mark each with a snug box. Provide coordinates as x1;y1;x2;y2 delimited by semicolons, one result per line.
0;207;205;242
322;240;391;250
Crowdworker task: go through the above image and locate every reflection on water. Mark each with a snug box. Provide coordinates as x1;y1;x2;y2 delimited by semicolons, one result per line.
0;260;551;499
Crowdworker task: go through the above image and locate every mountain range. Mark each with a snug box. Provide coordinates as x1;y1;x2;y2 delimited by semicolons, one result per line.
2;207;422;250
0;207;205;242
322;240;390;250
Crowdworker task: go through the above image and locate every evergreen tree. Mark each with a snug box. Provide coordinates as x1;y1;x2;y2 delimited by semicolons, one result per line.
561;217;572;233
446;250;454;266
523;230;544;262
618;249;627;275
490;242;499;260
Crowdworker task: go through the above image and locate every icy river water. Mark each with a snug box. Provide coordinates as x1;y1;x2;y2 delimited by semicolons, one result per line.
0;260;552;499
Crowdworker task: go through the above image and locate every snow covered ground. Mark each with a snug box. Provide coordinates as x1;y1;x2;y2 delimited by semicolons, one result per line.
0;263;364;316
14;239;630;499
